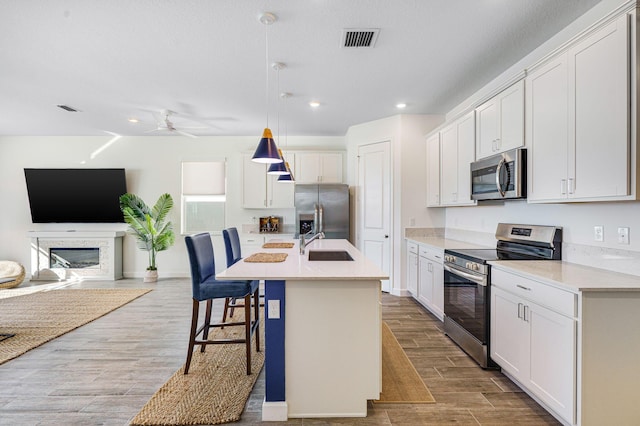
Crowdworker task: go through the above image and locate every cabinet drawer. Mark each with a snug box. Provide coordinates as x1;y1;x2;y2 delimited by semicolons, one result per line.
407;241;418;254
492;268;576;317
418;245;443;263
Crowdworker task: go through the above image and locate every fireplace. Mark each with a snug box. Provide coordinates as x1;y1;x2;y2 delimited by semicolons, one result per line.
50;247;100;269
28;231;124;281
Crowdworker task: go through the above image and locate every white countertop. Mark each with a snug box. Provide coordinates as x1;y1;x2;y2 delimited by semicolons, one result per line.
489;260;640;292
216;238;388;281
405;236;492;250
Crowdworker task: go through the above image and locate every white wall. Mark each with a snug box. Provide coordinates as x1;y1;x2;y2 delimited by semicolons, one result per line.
0;135;345;279
345;114;444;294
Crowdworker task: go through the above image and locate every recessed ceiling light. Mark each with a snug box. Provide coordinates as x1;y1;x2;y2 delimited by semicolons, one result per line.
309;101;320;108
128;118;139;123
396;103;407;109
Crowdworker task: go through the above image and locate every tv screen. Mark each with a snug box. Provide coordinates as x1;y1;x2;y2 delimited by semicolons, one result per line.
24;168;127;223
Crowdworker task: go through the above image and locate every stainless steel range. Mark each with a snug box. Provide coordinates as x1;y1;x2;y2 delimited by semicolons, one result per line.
443;223;562;368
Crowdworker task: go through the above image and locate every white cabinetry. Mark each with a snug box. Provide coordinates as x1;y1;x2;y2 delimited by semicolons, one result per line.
475;80;524;159
440;111;476;206
527;13;632;202
426;132;441;207
417;245;444;320
406;241;418;296
491;269;576;425
240;233;295;258
242;154;295;208
294;152;343;184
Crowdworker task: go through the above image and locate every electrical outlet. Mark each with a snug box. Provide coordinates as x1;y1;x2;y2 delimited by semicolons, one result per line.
594;226;604;242
410;218;416;226
267;299;280;319
618;227;630;245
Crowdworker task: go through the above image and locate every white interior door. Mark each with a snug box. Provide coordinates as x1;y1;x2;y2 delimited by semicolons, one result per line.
357;141;391;292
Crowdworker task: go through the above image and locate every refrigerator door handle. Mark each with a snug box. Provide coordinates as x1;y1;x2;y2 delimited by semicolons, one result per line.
318;204;324;233
314;203;319;234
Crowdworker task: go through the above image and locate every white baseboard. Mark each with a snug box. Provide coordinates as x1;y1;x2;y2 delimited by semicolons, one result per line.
262;400;288;421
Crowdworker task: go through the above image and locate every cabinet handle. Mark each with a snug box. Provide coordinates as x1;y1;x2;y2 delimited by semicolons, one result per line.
568;178;574;195
517;302;523;319
561;179;567;195
516;284;531;291
523;305;529;322
496;138;501;150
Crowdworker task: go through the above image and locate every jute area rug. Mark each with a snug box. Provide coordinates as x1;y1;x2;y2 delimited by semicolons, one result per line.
375;321;435;403
130;310;264;426
0;288;151;366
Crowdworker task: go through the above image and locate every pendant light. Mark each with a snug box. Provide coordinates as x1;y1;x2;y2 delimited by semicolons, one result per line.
278;92;295;183
268;62;290;175
252;12;283;164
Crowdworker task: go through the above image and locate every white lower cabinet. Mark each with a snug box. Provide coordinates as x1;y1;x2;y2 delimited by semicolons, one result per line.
406;240;444;320
491;269;576;425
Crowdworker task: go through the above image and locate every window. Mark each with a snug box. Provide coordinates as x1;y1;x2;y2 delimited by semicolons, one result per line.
181;161;226;234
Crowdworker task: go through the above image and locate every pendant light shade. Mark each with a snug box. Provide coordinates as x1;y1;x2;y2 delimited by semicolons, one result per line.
277;162;295;182
252;128;282;164
267;149;289;174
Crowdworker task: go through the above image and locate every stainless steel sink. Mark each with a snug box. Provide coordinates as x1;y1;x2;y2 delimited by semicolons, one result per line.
307;250;354;261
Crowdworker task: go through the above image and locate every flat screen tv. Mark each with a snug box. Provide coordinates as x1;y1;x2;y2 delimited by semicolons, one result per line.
24;168;127;223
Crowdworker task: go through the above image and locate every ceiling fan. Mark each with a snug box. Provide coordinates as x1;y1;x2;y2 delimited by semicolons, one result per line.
144;109;206;138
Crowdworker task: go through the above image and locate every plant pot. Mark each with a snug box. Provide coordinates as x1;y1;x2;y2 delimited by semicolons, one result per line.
143;269;158;283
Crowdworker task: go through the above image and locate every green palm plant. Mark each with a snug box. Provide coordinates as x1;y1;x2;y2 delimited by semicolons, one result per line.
119;193;176;271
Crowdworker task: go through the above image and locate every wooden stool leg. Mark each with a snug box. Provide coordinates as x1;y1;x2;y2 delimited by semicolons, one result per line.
254;288;260;352
222;297;230;324
244;294;252;375
184;299;199;375
201;299;213;352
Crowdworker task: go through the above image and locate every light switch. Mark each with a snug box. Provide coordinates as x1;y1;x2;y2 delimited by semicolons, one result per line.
267;299;280;319
594;226;603;242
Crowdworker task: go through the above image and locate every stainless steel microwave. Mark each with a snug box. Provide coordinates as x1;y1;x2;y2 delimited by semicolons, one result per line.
470;148;526;201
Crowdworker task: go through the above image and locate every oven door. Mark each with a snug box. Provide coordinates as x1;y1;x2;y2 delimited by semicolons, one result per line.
443;263;488;344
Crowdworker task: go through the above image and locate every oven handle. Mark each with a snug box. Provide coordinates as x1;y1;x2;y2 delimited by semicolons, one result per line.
444;263;488;286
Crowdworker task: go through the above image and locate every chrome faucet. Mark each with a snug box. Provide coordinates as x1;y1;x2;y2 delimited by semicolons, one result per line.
300;231;325;254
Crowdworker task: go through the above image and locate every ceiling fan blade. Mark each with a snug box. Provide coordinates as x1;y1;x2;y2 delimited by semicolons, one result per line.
175;129;198;138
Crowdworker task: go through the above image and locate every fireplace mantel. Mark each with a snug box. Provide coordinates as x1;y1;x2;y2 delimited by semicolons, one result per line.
28;231;125;281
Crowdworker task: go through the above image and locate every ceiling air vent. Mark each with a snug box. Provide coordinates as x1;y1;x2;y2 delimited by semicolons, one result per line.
341;28;379;48
57;104;79;112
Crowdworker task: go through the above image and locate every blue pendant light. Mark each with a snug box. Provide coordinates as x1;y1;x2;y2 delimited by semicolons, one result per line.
267;149;288;174
278;162;295;182
252;13;282;164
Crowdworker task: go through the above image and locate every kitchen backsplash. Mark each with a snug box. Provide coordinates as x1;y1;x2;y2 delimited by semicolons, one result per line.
407;227;640;277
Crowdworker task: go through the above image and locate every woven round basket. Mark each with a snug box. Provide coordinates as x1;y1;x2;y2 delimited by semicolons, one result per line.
0;263;25;289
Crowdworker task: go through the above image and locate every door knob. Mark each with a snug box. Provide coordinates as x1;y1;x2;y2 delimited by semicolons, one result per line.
385;235;389;238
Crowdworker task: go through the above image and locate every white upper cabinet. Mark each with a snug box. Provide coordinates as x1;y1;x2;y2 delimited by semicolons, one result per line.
527;13;632;202
242;153;295;209
426;132;441;207
440;111;476;206
294;152;343;184
475;79;525;159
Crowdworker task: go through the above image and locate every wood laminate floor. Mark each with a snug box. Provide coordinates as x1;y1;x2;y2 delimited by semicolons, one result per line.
0;278;560;425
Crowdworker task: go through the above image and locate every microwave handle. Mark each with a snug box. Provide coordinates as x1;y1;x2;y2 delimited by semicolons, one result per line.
495;158;506;197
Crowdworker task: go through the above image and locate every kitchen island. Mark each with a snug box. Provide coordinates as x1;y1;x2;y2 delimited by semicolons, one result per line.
217;238;388;421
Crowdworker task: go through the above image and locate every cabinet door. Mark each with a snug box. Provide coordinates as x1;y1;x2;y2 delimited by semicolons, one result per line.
295;153;321;183
426;133;441;207
267;174;294;208
490;286;529;380
407;251;418;296
318;152;343;183
526;55;569;202
568;13;629;199
431;261;444;321
475;97;499;159
528;302;576;424
440;123;459;205
499;79;525;153
242;155;267;208
417;255;433;308
456;111;476;204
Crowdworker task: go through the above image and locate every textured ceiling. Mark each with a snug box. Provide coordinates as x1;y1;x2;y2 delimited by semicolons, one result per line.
0;0;601;137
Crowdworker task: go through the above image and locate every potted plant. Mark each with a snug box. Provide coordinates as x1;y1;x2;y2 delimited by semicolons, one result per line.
119;193;175;282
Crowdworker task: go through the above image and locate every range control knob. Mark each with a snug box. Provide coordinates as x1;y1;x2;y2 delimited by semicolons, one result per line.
470;263;480;271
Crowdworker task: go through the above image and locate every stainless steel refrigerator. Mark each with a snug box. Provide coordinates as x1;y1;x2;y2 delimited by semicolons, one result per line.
294;184;349;239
